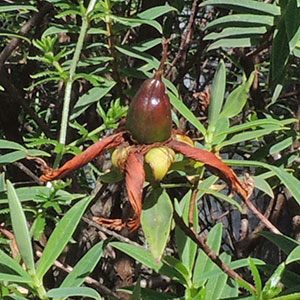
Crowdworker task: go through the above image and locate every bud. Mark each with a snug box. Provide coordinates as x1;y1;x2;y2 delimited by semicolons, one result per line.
145;146;175;181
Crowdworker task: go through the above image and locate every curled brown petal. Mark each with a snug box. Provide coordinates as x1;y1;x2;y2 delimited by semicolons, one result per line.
168;140;248;200
125;151;145;231
40;132;125;182
92;217;126;231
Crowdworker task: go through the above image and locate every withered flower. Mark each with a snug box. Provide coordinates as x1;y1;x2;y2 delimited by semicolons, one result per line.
40;44;248;232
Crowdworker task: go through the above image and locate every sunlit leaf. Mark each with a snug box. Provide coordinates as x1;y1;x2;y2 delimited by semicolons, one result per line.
141;188;173;263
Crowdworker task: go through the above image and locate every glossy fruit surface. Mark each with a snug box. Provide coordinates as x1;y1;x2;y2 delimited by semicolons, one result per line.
126;72;172;144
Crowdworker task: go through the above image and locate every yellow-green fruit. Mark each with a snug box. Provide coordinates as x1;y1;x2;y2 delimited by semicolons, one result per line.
145;146;175;181
111;146;132;170
174;134;194;146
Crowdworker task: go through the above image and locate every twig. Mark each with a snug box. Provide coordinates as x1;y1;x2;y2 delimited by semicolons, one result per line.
0;2;54;71
173;211;257;294
244;196;281;235
165;0;199;77
12;161;42;185
82;217;143;249
105;0;124;104
35;250;122;300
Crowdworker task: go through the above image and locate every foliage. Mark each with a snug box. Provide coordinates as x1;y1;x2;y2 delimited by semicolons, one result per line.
1;0;300;299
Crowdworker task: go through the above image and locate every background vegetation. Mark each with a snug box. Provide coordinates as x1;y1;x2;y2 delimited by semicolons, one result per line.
1;0;300;299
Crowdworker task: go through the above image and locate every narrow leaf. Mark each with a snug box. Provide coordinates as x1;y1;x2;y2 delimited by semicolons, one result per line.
199;0;280;16
169;93;206;136
220;71;255;119
207;60;226;141
36;196;94;279
7;180;35;274
46;287;101;299
205;14;274;30
57;241;106;294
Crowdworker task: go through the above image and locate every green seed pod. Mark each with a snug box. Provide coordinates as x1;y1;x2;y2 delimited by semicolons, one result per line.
145;146;175;181
126;72;172;144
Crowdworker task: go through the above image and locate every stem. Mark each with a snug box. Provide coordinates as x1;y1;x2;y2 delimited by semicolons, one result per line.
105;0;123;104
59;0;97;146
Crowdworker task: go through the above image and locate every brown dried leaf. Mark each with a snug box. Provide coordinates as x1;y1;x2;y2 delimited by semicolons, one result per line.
168;140;248;200
125;151;145;231
40;132;125;182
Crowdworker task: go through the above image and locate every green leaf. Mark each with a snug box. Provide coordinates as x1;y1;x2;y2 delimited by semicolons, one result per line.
249;257;262;293
214;118;294;138
205;14;275;30
226;160;300;207
0;31;31;43
7;180;35;275
199;0;281;16
198;187;242;211
110;242;186;284
137;5;177;20
272;293;300;300
70;82;116;120
207;60;226;143
163;255;191;282
193;223;223;285
285;0;300;53
207;37;260;51
270;18;290;87
220;71;255;119
141;188;173;263
0;140;25;151
131;277;141;300
269;136;294;155
218;127;284;149
0;249;33;282
0;4;38;12
262;263;284;298
36;196;94;280
47;287;101;299
56;241;106;297
253;176;274;198
169;93;206;136
0;151;26;165
205;252;237;299
286;245;300;264
204;27;268;41
116;45;160;69
259;232;298;255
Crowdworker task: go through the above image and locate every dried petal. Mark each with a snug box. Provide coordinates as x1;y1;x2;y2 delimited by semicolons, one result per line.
168;140;248;199
125;151;145;231
40;132;125;182
92;217;126;231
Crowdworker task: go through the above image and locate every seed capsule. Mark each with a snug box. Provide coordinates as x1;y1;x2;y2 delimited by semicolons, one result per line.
126;72;172;144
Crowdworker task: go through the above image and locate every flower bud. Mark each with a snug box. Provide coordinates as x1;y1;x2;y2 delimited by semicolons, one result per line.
145;146;175;181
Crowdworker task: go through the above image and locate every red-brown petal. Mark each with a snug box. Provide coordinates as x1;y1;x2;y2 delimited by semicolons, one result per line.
168;140;248;200
92;217;126;231
125;151;145;231
40;132;125;182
